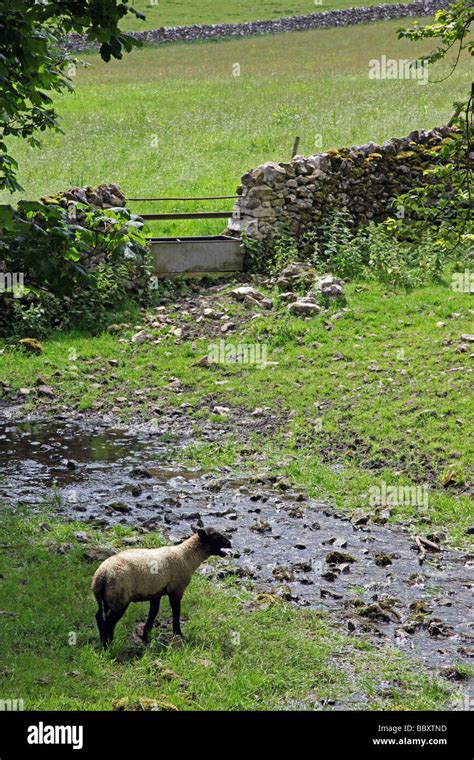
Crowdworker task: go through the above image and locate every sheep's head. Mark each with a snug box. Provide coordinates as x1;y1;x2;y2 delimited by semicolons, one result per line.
194;526;232;557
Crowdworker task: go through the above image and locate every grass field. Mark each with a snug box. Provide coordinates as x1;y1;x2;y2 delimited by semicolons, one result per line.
121;0;404;31
1;19;471;236
0;508;456;710
1;8;473;713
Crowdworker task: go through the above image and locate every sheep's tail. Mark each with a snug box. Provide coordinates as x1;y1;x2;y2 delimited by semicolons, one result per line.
92;569;108;620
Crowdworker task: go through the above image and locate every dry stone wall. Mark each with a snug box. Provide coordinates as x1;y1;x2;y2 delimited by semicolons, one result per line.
229;125;456;241
63;1;450;52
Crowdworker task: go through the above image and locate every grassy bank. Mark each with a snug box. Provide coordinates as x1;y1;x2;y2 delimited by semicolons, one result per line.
0;508;457;710
1;20;470;236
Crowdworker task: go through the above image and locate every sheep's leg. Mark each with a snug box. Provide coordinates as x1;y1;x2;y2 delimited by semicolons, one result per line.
169;593;183;638
95;604;106;646
142;596;162;644
104;605;127;648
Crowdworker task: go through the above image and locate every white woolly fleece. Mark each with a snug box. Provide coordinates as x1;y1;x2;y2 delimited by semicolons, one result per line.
92;534;209;611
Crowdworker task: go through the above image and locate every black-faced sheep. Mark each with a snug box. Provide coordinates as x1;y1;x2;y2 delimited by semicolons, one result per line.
91;526;232;648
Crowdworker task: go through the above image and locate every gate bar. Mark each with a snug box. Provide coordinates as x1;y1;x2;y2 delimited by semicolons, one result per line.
140;211;234;220
127;195;237;202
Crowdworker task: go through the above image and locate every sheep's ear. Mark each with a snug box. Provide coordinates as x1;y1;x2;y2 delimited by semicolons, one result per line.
197;528;207;539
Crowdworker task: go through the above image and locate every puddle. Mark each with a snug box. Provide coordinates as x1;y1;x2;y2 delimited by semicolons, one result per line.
1;416;472;693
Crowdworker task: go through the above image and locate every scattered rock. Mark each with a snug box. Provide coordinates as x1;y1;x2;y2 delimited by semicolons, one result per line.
274;262;315;292
230;285;264;302
320;588;343;600
373;552;393;567
325;551;356;565
131;330;150;344
350;510;370;527
213;406;231;416
83;547;116;562
36;385;55;398
250;519;272;533
131;467;152;479
18;338;43;354
110;501;132;513
112;697;178;712
314;274;345;300
272;565;294;582
321;570;338;582
288;298;321;316
427;619;453;637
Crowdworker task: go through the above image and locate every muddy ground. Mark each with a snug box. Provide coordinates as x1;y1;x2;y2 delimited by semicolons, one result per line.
1;409;472;699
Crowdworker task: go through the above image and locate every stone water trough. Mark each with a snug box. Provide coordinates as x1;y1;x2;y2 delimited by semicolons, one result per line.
150;235;244;274
129;194;245;274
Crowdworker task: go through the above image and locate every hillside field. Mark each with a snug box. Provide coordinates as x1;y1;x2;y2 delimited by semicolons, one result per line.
121;0;404;30
1;19;470;236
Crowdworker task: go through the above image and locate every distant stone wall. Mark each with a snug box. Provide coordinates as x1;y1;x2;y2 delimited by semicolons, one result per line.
63;0;450;52
228;126;456;241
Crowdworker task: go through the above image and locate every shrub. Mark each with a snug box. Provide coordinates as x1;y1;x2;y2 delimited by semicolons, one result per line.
0;200;155;337
245;208;472;290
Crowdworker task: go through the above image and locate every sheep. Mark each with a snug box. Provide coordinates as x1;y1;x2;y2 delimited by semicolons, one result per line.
91;526;232;648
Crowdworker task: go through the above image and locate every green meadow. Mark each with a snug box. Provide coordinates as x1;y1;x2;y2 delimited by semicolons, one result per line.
121;0;403;31
1;19;471;236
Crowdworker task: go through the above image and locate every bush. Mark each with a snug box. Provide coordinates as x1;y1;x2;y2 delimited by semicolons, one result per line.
0;200;155;337
245;208;472;290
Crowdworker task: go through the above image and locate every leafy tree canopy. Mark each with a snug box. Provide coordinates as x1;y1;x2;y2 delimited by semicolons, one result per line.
0;0;144;192
396;0;473;251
